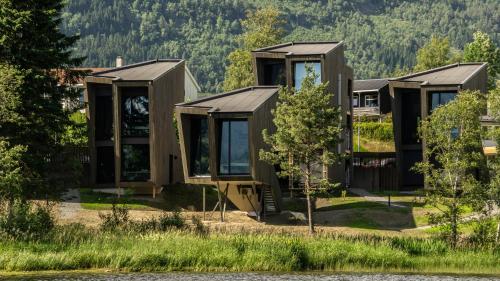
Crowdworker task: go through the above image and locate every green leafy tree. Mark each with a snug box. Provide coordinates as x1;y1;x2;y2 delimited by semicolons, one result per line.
0;0;84;199
223;7;284;91
260;67;343;234
0;141;27;218
414;35;458;72
486;87;500;242
414;90;488;247
463;31;500;90
60;112;88;146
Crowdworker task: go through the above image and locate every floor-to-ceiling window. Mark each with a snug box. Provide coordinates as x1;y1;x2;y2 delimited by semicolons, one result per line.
261;59;286;86
218;119;249;175
293;61;321;91
93;84;114;184
120;87;150;182
190;117;210;176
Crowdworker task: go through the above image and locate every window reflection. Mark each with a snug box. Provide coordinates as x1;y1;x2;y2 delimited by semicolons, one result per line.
122;89;149;137
430;92;456;113
219;120;249;175
121;144;150;182
190;117;210;176
293;61;321;90
95;95;113;140
365;94;379;107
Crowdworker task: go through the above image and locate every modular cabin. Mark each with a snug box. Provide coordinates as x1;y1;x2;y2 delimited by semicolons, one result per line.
175;86;282;217
389;63;488;189
481;115;499;158
251;41;354;187
84;59;188;195
353;79;390;119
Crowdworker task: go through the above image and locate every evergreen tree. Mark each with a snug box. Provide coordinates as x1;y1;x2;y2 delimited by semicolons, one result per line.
260;67;343;234
414;90;488;247
0;0;84;199
463;31;500;90
222;7;284;91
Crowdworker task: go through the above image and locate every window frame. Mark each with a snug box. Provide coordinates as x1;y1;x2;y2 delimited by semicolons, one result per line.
216;118;251;176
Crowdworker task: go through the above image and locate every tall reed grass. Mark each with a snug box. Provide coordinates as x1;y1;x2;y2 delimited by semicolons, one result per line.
0;225;498;274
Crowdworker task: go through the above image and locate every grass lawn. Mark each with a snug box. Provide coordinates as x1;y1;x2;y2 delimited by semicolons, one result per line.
353;135;395;152
79;188;157;210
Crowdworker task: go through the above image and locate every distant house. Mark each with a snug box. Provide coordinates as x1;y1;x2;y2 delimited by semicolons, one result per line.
481;115;499;158
353;79;390;119
389;62;488;189
84;59;188;195
176;86;282;216
252;41;354;188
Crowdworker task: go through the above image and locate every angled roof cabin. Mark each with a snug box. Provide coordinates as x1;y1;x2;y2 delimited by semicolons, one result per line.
252;41;354;187
84;59;186;194
353;79;390;118
389;63;488;189
175;86;281;215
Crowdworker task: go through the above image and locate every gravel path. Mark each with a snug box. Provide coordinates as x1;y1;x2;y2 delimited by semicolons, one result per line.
58;188;82;221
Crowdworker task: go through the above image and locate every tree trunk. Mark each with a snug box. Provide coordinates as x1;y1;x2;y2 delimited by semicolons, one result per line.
496;215;500;244
305;163;315;234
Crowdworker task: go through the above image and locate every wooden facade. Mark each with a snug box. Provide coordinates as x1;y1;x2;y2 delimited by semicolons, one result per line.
84;60;186;195
175;87;282;215
252;41;354;187
389;63;488;189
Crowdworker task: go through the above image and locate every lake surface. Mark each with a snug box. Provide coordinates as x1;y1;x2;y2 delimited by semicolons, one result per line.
2;273;499;281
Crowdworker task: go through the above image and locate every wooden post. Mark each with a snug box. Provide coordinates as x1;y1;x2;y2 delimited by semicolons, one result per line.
203;186;206;221
216;182;224;222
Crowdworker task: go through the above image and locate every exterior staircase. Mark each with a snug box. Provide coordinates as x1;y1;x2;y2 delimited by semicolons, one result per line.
261;185;280;217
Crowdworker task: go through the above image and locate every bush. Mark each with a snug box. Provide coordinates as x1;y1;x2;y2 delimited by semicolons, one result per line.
353;121;394;141
467;218;497;248
98;202;129;231
0;201;54;241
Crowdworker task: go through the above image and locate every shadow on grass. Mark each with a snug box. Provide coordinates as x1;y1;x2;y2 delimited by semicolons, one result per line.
79;184;221;211
268;197;419;230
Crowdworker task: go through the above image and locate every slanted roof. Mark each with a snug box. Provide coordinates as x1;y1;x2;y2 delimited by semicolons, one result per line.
353;79;389;92
253;41;342;55
177;86;279;113
91;59;183;81
391;63;486;85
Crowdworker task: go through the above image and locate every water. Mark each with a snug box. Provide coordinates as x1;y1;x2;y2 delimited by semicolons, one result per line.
2;273;499;281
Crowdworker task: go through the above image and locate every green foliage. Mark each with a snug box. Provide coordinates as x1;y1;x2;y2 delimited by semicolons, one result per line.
222;7;284;91
464;31;500;89
414;35;458;72
414;90;488;247
60;1;500;93
260;67;343;233
0;201;54;241
0;141;27;201
0;0;85;199
60;112;88;146
353;120;394;141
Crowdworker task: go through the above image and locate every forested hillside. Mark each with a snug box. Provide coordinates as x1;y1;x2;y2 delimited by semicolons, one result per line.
61;0;500;93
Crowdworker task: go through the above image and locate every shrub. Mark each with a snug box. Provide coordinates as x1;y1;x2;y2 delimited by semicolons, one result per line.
353;121;394;141
0;201;54;241
467;218;497;248
98;202;129;231
158;210;185;230
191;215;208;236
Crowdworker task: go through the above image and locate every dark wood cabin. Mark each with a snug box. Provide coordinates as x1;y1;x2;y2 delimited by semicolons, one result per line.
84;59;186;195
353;79;390;119
251;41;354;188
175;86;281;216
389;63;488;190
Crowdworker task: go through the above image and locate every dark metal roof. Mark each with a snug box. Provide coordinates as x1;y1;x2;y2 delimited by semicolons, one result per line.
177;86;279;113
353;79;388;92
391;63;486;85
253;41;342;55
91;59;183;81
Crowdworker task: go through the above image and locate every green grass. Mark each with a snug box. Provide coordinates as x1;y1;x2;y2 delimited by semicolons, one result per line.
0;228;498;274
79;188;155;210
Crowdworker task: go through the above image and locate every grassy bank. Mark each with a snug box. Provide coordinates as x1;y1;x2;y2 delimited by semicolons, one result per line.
1;228;498;275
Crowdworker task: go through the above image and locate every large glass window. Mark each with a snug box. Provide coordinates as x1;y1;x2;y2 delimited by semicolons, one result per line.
262;59;286;86
96;146;115;184
121;144;150;182
190;117;210;176
122;88;149;137
219;120;249;175
429;92;456;113
293;61;321;91
95;95;113;140
365;94;379;107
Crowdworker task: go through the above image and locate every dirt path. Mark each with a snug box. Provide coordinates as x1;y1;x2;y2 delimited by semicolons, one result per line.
57;188;82;221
